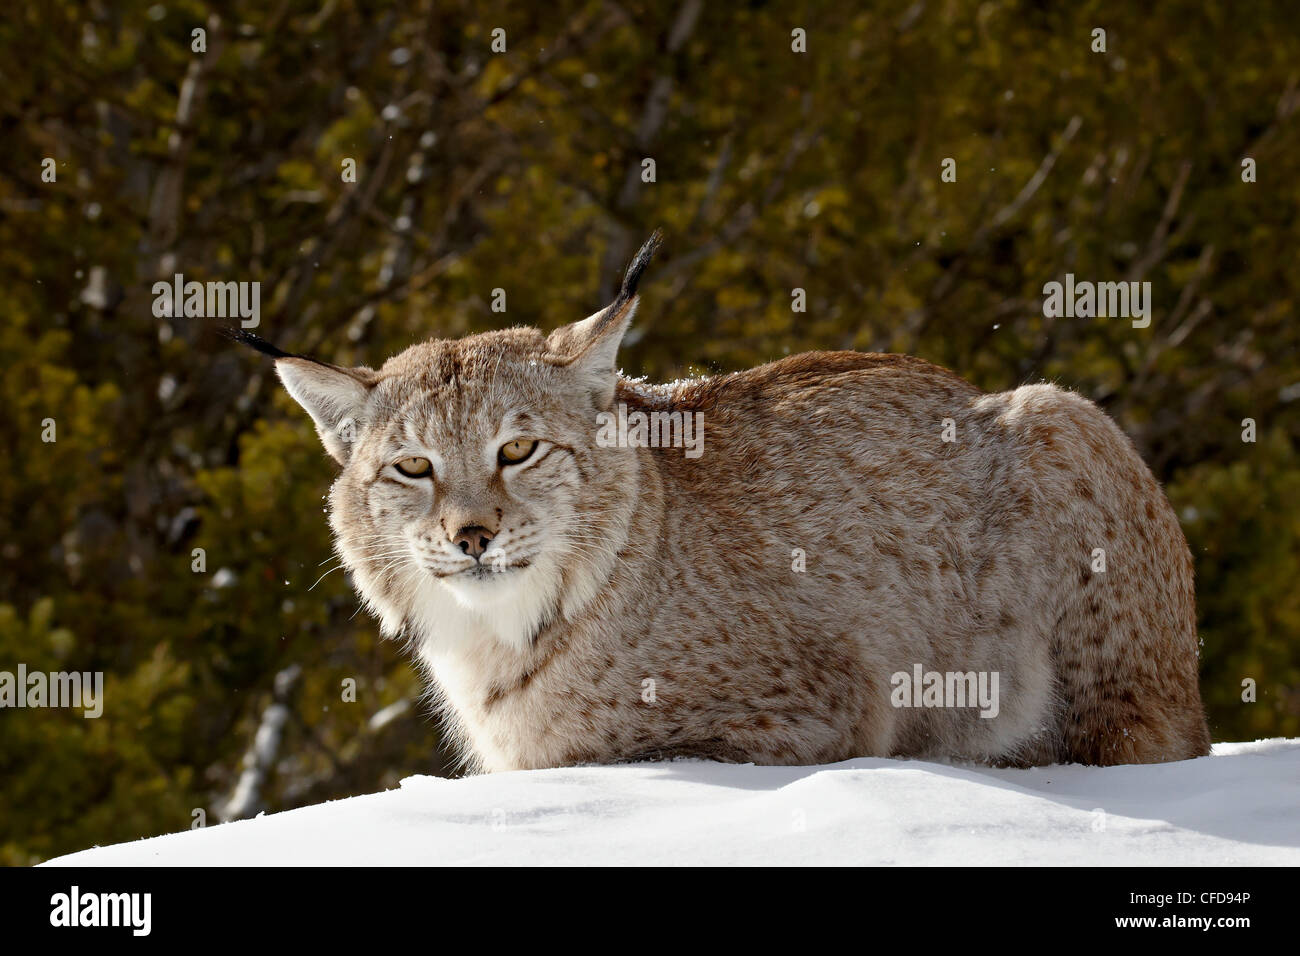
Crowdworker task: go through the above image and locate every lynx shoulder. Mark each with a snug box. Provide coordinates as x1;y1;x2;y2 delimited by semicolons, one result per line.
247;235;1210;772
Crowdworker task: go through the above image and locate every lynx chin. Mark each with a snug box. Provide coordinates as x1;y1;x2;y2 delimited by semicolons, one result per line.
232;232;1210;772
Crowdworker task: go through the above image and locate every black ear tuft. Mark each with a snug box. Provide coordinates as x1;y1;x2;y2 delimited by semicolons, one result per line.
216;326;302;360
619;229;663;301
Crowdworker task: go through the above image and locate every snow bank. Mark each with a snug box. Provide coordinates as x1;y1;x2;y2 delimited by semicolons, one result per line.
45;739;1300;866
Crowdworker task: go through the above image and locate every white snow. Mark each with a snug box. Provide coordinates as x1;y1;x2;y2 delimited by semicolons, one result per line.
45;739;1299;866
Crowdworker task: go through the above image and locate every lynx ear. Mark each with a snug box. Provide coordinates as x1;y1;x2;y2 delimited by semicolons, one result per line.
548;230;661;409
275;357;376;464
548;298;639;409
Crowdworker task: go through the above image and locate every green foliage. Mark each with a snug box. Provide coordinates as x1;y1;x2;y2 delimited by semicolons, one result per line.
0;0;1296;862
1170;428;1300;741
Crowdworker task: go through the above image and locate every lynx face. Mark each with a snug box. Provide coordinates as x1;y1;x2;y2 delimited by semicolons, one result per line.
268;238;658;658
314;330;637;655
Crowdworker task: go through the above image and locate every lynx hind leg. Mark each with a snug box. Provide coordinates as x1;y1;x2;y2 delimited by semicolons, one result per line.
1010;385;1212;765
1054;557;1211;765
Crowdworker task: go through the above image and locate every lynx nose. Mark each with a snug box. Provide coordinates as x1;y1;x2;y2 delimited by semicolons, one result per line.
452;525;494;560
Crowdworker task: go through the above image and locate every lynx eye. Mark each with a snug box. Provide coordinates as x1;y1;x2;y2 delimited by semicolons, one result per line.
498;439;538;465
393;457;432;478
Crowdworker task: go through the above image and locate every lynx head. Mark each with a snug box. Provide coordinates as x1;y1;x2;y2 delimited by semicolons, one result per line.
257;233;660;657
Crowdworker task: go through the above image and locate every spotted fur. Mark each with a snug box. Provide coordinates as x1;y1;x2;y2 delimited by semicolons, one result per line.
264;251;1210;772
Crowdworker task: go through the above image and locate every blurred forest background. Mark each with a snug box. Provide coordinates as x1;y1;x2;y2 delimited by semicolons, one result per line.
2;0;1298;864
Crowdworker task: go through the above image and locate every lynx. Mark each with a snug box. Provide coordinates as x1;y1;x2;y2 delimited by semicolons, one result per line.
233;233;1210;772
